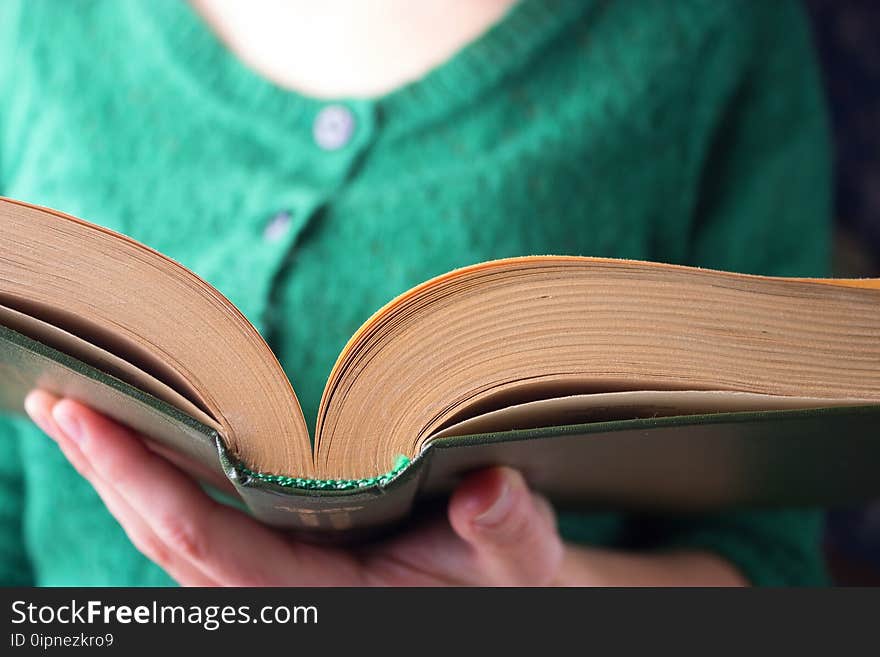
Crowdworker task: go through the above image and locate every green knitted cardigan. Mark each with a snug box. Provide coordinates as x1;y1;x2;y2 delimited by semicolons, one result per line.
0;0;831;585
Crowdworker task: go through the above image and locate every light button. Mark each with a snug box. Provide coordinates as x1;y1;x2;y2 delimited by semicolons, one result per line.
263;210;292;242
313;105;355;150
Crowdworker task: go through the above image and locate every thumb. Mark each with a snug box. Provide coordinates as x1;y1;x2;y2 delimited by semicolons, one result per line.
448;467;564;585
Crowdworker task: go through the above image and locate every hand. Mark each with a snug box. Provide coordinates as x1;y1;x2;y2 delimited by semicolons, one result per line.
25;390;748;586
24;390;565;586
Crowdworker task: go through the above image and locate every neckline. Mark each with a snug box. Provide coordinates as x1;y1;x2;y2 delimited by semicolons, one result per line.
134;0;590;135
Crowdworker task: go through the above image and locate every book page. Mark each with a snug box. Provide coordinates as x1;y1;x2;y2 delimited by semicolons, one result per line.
430;390;876;439
0;302;221;430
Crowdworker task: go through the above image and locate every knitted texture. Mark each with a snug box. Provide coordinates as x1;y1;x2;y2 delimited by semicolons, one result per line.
0;0;831;585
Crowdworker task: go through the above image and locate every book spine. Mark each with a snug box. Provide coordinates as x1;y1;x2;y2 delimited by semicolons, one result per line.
216;436;429;541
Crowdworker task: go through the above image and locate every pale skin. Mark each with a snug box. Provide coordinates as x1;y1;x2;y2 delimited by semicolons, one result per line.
188;0;522;98
21;1;749;586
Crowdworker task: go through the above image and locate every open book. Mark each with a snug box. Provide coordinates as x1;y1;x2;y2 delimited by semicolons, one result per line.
2;197;879;537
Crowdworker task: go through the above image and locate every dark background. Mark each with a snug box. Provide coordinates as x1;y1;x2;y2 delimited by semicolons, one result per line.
805;0;880;583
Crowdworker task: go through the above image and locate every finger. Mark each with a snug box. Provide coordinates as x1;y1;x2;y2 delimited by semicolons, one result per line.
448;467;564;586
25;390;93;473
95;476;221;586
145;440;237;495
89;470;220;586
358;509;478;586
25;391;218;586
49;397;362;586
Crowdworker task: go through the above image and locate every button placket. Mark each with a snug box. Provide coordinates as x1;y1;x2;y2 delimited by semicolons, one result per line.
251;201;315;335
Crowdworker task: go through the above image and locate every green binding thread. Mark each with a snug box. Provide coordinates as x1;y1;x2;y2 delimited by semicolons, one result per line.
236;454;411;491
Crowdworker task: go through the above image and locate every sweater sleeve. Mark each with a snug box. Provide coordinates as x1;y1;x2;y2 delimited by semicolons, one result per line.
646;0;831;585
684;0;832;276
0;1;33;587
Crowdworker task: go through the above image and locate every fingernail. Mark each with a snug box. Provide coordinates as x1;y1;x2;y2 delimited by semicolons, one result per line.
52;405;84;443
474;479;513;528
24;400;52;438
